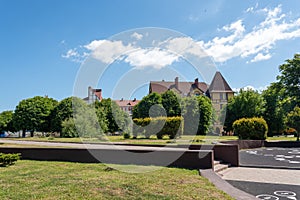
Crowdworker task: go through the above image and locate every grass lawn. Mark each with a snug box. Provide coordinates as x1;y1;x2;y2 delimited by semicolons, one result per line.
0;160;232;200
4;135;239;145
266;135;298;141
3;134;298;146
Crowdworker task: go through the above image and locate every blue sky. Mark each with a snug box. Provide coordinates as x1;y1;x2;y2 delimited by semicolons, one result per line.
1;0;300;112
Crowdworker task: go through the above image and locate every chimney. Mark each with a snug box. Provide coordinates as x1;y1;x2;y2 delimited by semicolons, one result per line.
121;98;123;101
175;77;179;89
194;78;199;86
88;86;92;98
133;98;136;102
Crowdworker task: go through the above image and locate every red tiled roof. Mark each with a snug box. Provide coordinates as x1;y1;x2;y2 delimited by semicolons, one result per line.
149;80;208;95
114;99;140;107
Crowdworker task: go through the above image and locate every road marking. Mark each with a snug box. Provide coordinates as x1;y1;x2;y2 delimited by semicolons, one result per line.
256;194;279;200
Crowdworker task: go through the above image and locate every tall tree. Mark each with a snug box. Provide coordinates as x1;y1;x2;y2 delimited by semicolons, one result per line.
161;90;182;117
61;98;105;138
50;97;76;133
97;98;129;133
0;110;14;133
286;106;300;141
13;96;58;137
262;83;285;136
132;93;164;119
277;53;300;106
181;96;212;135
223;89;265;131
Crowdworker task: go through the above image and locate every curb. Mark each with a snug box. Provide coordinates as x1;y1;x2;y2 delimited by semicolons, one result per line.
239;164;300;170
199;169;257;200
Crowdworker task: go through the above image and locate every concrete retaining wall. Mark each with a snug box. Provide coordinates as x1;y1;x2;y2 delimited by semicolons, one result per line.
105;143;239;167
180;144;239;167
221;140;300;149
0;147;214;169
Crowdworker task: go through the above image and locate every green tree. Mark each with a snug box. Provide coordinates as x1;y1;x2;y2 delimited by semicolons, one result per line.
0;111;14;133
61;98;105;138
13;96;58;137
50;97;75;133
286;106;300;141
161;90;181;117
223;89;265;131
262;83;285;136
97;98;130;133
132;93;163;119
181;96;212;135
277;53;300;106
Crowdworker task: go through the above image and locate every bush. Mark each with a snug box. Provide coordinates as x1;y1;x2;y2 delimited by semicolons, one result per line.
133;117;183;139
123;132;130;139
233;117;268;140
61;118;79;138
0;153;21;167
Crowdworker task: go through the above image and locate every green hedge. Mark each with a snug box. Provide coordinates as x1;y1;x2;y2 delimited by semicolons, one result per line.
0;153;21;167
233;117;268;140
133;117;183;139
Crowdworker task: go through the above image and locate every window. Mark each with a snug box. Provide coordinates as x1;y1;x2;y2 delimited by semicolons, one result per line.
220;93;224;100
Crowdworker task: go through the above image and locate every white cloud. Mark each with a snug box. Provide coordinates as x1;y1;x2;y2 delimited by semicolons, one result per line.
84;40;134;64
164;37;207;58
200;5;300;63
250;53;271;63
62;48;87;63
82;40;179;69
124;48;179;69
131;32;143;40
64;5;300;66
233;85;268;93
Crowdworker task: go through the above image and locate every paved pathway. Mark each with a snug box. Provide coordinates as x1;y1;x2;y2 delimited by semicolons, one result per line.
0;139;186;151
220;147;300;199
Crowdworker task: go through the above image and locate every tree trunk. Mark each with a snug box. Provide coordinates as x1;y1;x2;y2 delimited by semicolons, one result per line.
30;130;34;137
22;129;26;138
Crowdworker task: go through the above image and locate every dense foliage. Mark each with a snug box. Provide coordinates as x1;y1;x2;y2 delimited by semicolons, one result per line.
222;89;265;132
50;97;75;133
0;153;21;167
277;54;300;106
133;117;183;139
182;96;213;135
96;99;130;133
132;91;213;136
12;96;58;137
0;110;14;133
132;92;163;119
233;117;268;140
286;106;300;141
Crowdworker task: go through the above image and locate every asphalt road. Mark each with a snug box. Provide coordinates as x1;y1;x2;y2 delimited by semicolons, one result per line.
227;180;300;200
221;147;300;199
240;147;300;169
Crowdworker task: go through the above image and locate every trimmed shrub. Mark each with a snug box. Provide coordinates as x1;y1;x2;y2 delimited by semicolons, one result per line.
133;117;183;139
123;132;130;139
233;117;268;140
0;153;21;167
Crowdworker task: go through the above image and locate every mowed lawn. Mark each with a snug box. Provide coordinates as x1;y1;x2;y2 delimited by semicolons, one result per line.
0;160;233;200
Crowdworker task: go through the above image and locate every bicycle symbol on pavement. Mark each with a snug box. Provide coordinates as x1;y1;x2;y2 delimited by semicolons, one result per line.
256;191;297;200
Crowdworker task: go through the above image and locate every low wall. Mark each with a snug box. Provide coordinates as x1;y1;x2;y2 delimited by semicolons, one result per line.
0;147;213;169
221;140;264;150
221;140;300;149
105;143;239;167
264;141;300;148
179;144;239;167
